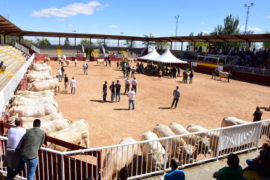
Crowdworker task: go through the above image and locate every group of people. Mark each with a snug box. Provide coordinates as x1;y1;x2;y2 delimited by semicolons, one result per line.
56;65;77;95
121;62;136;79
102;77;138;110
182;69;194;84
4;118;45;180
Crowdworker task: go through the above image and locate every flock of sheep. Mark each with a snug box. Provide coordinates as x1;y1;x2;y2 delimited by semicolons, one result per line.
8;63;90;151
102;117;270;179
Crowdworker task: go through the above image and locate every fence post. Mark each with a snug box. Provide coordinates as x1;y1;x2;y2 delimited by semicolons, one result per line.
61;154;65;180
215;130;221;160
256;122;263;150
163;139;169;175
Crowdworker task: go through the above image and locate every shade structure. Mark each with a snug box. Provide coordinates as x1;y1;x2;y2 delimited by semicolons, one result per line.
138;48;160;61
154;49;187;64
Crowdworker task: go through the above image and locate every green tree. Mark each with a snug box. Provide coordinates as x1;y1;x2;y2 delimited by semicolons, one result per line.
35;38;51;46
123;40;136;48
156;41;170;49
211;14;240;35
96;39;106;46
263;32;270;48
80;39;95;46
64;37;70;46
142;33;155;47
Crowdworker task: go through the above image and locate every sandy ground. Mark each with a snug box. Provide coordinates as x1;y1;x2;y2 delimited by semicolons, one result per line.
50;61;270;148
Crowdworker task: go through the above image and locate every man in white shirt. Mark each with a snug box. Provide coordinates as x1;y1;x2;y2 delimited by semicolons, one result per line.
132;78;137;93
57;68;62;82
74;58;78;67
127;88;136;110
4;118;26;180
70;77;77;94
124;78;130;94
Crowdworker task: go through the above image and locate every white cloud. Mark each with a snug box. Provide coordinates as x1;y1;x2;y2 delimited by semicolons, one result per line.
31;1;103;18
267;15;270;19
239;25;262;32
65;24;73;27
201;30;210;34
108;25;118;29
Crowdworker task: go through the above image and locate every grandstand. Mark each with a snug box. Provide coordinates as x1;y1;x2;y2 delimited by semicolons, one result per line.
0;13;270;180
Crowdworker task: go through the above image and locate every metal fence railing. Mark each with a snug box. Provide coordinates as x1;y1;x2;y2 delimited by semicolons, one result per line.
0;120;269;180
228;65;270;77
14;42;30;55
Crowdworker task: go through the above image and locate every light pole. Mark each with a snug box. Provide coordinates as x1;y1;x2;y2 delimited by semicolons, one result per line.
244;3;254;34
174;15;179;50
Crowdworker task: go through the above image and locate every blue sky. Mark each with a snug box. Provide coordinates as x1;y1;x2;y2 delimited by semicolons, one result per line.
1;0;270;37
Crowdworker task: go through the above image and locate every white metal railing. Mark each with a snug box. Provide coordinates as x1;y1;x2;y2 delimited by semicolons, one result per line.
30;44;41;54
14;42;30;55
0;120;269;180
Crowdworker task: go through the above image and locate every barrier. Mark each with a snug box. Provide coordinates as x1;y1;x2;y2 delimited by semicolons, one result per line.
0;120;269;179
14;42;30;55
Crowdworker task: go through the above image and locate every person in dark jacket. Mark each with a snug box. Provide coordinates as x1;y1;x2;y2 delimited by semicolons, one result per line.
253;107;263;122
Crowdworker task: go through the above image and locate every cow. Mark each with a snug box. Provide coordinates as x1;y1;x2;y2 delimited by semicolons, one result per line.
169;122;212;159
153;124;195;164
9;103;58;117
32;63;52;72
141;131;166;171
102;137;138;180
23;118;70;134
27;71;53;82
221;117;249;127
28;78;59;91
11;95;58;109
48;119;90;151
212;70;231;82
187;124;220;156
16;90;55;97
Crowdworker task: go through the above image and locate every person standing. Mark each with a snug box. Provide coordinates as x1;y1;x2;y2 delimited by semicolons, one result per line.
189;71;194;84
159;69;163;79
253;107;263;122
70;77;77;94
4;119;26;180
124;78;130;94
109;81;116;102
164;158;185;180
103;81;108;102
131;67;136;78
64;74;69;92
171;86;180;109
74;58;78;67
57;68;62;82
20;119;45;180
61;66;65;75
132;78;137;93
83;63;87;75
85;63;89;75
127;88;136;110
115;80;121;102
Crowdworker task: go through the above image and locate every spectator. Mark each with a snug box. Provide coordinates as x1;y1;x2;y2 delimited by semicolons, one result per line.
64;74;69;92
213;153;243;180
171;86;180;109
103;81;107;102
127;88;136;110
57;68;62;82
4;118;26;180
74;58;78;67
115;80;121;102
109;81;115;102
164;158;185;180
159;69;163;79
70;77;77;94
118;166;129;180
124;78;130;94
20;119;45;180
131;67;136;78
132;78;137;93
61;66;65;75
189;71;194;84
253;107;263;122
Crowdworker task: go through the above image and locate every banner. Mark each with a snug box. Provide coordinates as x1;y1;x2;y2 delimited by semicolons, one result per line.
218;123;261;151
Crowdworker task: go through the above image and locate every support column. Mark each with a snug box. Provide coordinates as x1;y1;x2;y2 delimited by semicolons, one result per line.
248;42;251;48
181;42;183;51
4;35;6;44
19;36;22;44
89;38;92;47
58;37;60;46
117;40;120;53
103;39;106;45
170;42;173;50
130;40;133;49
75;37;76;46
193;41;196;51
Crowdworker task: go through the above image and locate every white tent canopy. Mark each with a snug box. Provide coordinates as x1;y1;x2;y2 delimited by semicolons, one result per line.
138;48;160;60
154;49;187;64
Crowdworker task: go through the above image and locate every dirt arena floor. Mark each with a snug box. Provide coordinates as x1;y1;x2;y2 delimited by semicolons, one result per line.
50;60;270;148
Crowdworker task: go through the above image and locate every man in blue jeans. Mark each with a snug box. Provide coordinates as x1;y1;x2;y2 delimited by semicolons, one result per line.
164;158;185;180
127;88;136;110
171;86;180;109
19;119;45;180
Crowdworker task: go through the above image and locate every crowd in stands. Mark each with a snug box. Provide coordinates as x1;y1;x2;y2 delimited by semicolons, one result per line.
179;46;270;69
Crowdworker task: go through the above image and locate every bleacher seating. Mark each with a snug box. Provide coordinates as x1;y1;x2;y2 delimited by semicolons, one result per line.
0;45;26;90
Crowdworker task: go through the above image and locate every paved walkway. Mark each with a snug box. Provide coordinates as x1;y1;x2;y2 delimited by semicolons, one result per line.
143;150;259;180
